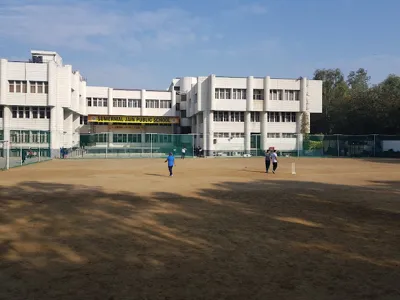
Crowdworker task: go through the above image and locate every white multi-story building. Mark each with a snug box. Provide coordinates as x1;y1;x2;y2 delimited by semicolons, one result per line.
0;50;322;157
171;75;322;155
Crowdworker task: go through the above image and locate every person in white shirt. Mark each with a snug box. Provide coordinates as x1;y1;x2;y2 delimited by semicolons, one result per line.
271;150;278;173
181;147;187;159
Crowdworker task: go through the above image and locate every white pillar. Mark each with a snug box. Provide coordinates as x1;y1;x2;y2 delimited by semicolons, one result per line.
210;74;216;111
3;106;11;142
171;90;176;115
261;112;268;150
196;113;201;147
141;89;146;116
47;62;56;106
300;77;307;112
207;111;214;156
263;76;270;111
197;76;202;112
0;59;7;106
246;76;254;111
108;88;113;115
244;111;251;154
202;112;207;152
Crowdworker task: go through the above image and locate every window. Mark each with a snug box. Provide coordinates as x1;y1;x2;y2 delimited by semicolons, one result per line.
0;106;3;118
253;89;264;100
160;100;172;109
32;107;38;118
12;107;17;118
176;103;180;110
285;90;300;101
87;98;92;107
231;111;244;122
80;116;88;125
10;130;50;144
231;132;245;138
96;133;108;143
213;132;229;138
9;81;15;93
113;98;127;107
22;81;27;93
251;112;260;122
15;81;21;93
90;98;108;107
128;99;141;108
12;106;32;119
232;89;246;100
213;111;229;122
282;133;296;138
29;81;48;94
267;133;280;138
291;112;296;122
268;112;280;122
215;88;231;100
270;89;283;100
127;134;142;143
8;81;28;93
146;100;159;108
39;107;46;118
181;110;187;118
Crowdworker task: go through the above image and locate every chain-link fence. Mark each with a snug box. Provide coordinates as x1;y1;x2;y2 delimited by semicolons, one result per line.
1;130;399;170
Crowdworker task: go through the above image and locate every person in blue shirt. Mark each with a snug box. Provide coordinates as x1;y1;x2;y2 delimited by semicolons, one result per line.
165;152;176;177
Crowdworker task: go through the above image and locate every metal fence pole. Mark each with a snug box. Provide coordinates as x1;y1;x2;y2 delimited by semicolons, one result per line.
192;134;194;158
337;135;339;157
150;133;153;158
20;130;22;166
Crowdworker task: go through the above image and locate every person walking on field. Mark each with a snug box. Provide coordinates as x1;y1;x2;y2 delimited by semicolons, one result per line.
181;147;187;159
265;150;271;173
165;152;176;177
271;150;278;173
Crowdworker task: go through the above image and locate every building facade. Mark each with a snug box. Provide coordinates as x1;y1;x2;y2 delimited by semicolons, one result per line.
0;50;322;156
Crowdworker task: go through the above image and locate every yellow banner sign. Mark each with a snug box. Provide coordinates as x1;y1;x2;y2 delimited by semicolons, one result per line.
88;115;180;124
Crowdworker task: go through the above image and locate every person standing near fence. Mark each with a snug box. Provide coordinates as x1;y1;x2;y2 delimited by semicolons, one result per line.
165;152;176;177
265;150;271;173
271;150;278;173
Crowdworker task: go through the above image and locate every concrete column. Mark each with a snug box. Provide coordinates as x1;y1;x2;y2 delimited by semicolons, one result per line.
202;112;207;153
261;112;268;150
108;88;113;115
3;106;11;142
50;107;57;149
244;111;251;154
210;74;216;111
141;89;146;116
171;90;176;116
47;62;56;106
300;77;307;112
197;77;202;111
246;76;254;111
0;59;7;105
196;113;201;147
207;111;214;156
263;76;270;111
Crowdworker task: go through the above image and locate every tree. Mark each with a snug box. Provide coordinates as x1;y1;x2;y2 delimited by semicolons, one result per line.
311;68;349;134
347;68;370;92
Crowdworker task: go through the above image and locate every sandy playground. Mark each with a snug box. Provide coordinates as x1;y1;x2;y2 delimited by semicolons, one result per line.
1;157;399;299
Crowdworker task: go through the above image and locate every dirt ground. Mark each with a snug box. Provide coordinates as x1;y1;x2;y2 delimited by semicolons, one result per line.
1;157;399;300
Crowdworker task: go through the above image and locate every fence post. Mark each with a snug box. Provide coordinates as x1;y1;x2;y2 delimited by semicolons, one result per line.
373;134;376;157
105;138;108;159
150;133;153;158
192;134;194;158
337;135;340;157
20;130;22;166
38;137;41;162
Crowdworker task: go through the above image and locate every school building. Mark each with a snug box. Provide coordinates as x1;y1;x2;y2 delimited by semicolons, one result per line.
0;50;322;156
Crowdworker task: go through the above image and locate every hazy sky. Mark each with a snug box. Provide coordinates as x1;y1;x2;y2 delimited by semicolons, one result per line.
0;0;399;89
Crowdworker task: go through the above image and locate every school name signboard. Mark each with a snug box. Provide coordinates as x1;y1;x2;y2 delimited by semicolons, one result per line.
88;115;180;124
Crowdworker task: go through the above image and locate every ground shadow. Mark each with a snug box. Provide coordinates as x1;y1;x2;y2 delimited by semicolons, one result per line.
359;157;400;164
1;179;400;299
